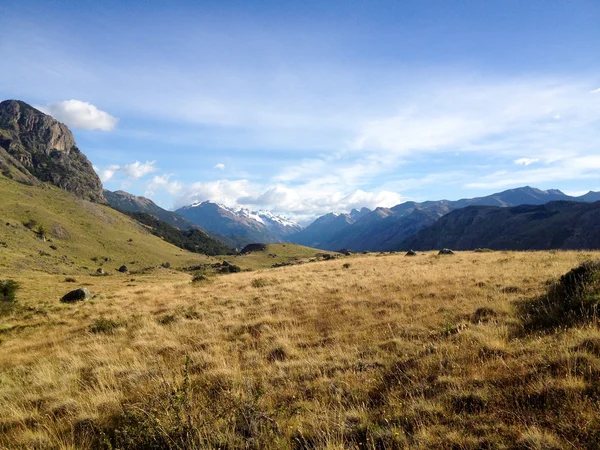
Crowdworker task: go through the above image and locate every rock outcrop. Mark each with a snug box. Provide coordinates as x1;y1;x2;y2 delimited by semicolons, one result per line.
60;288;93;303
0;100;105;203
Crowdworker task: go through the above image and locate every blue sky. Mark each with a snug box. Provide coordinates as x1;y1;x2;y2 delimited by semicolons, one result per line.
1;0;600;222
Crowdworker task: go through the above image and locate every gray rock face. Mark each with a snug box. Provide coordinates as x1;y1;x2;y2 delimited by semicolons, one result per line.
0;100;105;203
60;288;92;303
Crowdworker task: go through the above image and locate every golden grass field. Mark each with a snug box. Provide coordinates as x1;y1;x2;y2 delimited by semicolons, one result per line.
1;250;600;449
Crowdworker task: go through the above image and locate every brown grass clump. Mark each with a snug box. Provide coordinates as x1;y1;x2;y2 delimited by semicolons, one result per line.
1;251;600;449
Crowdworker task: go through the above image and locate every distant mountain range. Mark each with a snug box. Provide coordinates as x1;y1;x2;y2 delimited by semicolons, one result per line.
287;186;600;251
176;201;302;249
106;183;600;254
402;200;600;250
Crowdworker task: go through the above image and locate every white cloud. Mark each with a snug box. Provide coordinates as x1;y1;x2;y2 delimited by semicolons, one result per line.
214;163;225;170
100;164;120;182
514;158;539;166
38;100;119;131
466;156;600;189
122;160;157;179
350;81;600;163
590;88;600;94
145;174;183;197
97;160;157;182
174;179;253;208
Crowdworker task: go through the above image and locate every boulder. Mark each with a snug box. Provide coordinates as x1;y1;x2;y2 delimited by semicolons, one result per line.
117;265;128;273
438;248;455;255
60;288;92;303
96;268;106;275
405;250;417;256
222;260;231;267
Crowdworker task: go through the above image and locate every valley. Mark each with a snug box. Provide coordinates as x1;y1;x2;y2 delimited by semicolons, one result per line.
1;250;600;449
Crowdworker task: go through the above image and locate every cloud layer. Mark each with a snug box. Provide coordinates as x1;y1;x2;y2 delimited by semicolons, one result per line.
39;100;118;131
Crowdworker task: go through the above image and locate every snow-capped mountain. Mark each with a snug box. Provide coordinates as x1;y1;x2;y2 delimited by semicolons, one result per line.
175;201;303;248
234;208;303;236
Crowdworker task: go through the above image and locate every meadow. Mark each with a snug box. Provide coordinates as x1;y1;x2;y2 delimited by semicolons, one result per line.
1;250;600;449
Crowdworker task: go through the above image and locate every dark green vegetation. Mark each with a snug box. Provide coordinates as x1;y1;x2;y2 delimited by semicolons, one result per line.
518;260;600;331
0;279;19;303
122;211;233;256
403;201;600;251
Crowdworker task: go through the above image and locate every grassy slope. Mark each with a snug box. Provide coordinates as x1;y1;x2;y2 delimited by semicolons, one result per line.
0;177;321;276
1;250;600;449
0;176;215;274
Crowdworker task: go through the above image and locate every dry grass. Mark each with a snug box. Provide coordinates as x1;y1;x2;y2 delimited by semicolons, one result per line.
1;250;600;449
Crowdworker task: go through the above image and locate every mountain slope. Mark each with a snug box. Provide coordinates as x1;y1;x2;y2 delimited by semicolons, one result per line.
121;211;233;256
0;100;105;203
103;189;195;230
401;201;600;251
288;212;355;248
0;176;209;274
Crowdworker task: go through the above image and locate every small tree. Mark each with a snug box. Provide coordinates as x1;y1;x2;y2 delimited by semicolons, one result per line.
0;280;20;303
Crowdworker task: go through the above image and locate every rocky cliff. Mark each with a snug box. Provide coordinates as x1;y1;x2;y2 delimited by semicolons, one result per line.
0;100;105;202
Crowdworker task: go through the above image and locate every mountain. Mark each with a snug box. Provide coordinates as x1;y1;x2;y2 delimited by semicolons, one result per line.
176;201;302;248
234;208;303;236
289;186;600;252
327;207;442;252
103;189;195;230
401;201;600;251
0;100;105;203
289;212;359;248
579;191;600;203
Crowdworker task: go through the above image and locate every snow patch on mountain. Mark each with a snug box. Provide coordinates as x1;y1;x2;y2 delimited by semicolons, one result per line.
184;201;302;233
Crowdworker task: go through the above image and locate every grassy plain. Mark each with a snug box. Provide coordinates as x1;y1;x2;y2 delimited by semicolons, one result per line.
1;250;600;449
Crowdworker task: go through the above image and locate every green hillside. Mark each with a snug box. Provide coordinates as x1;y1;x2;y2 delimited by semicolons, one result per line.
0;176;213;275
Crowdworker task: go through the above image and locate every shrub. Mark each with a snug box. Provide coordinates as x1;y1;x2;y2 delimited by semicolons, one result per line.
251;278;268;288
343;263;351;269
517;260;600;331
0;280;20;303
23;218;37;229
191;271;210;283
157;314;177;325
228;264;241;273
90;318;121;334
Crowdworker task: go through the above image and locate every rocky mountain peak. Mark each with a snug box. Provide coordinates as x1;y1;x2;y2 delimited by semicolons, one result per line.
0;99;105;203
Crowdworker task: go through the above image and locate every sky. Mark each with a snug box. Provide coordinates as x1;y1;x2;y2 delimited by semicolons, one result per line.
1;0;600;223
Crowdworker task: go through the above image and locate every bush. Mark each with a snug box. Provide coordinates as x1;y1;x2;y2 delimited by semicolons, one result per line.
191;271;210;283
517;260;600;331
343;263;351;269
90;318;121;334
251;277;268;288
0;280;20;303
225;264;241;273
